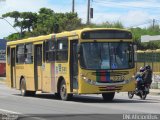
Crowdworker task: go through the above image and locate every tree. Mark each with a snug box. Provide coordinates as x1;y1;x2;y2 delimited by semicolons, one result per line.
32;8;55;36
20;12;37;32
2;11;20;23
2;8;82;40
85;21;124;28
55;12;81;32
130;23;160;50
2;11;37;37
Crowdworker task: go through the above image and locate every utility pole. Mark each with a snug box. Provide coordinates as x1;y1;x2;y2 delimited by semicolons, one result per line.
153;19;155;29
87;0;90;24
72;0;75;13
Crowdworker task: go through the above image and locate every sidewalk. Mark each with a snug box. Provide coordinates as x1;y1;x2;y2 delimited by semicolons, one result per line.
150;89;160;95
150;82;160;95
0;77;5;84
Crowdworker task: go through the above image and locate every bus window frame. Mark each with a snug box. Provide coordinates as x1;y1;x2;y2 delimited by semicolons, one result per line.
44;38;56;63
16;44;25;64
56;37;68;62
24;43;33;64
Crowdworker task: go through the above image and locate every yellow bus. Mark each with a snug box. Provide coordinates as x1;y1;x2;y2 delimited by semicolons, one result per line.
6;28;136;101
136;49;160;84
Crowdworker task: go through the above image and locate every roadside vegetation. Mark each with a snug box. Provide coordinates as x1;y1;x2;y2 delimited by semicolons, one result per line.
2;7;160;50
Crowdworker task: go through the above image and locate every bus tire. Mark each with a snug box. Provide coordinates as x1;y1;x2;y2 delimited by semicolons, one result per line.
128;91;134;99
20;78;35;96
102;92;115;102
60;80;72;101
20;78;27;96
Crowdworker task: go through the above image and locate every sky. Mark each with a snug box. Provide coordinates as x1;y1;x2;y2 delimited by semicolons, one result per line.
0;0;160;38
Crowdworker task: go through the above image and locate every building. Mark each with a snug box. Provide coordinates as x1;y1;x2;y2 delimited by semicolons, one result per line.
0;39;6;76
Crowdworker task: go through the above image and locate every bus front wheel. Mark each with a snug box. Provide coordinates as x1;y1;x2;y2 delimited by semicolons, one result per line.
60;80;72;101
102;92;115;102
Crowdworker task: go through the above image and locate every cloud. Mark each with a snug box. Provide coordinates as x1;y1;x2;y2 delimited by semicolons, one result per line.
0;0;54;38
0;18;16;38
5;0;50;12
91;12;121;24
119;11;153;27
90;10;155;28
93;0;160;9
0;0;160;38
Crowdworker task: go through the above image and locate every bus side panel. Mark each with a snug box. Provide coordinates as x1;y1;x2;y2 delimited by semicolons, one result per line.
15;64;35;90
15;65;22;89
55;63;71;93
51;63;56;93
42;63;52;92
6;47;11;87
6;61;11;87
24;64;35;91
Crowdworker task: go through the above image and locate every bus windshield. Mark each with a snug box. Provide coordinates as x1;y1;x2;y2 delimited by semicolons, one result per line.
80;42;134;70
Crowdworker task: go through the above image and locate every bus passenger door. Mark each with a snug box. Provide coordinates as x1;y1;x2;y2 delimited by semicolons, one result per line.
11;48;16;88
70;40;78;91
34;44;42;90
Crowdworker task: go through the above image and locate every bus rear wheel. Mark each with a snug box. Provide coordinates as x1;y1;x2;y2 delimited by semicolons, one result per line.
20;78;35;96
102;92;115;102
60;80;72;101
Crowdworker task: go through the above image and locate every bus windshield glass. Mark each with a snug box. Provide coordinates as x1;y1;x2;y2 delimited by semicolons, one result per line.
80;42;134;70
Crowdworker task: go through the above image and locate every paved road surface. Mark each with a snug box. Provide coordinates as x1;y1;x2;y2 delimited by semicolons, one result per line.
0;83;160;120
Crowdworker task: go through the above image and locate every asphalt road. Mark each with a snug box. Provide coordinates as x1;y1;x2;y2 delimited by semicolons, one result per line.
0;83;160;120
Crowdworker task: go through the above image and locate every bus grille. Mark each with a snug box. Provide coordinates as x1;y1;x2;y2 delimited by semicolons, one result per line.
99;86;122;91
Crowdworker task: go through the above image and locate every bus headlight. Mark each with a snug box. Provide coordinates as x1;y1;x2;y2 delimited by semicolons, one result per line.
81;74;96;85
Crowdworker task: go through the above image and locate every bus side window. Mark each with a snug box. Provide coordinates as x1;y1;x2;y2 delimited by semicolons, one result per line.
45;39;56;62
16;44;25;64
25;43;33;64
56;37;68;62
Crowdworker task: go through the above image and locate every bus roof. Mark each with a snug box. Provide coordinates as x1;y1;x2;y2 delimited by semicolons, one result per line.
7;34;54;46
7;28;131;46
